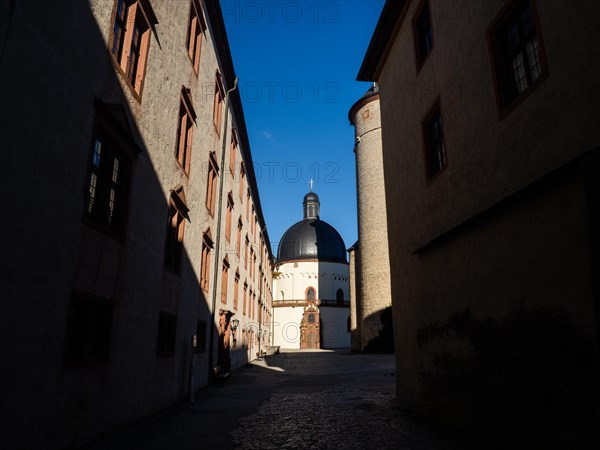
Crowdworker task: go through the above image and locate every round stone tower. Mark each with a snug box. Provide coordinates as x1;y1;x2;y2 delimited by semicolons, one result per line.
349;83;393;351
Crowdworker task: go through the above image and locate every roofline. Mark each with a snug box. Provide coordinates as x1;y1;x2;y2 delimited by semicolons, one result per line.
348;91;380;125
276;258;349;266
356;0;410;82
203;0;274;266
347;240;359;252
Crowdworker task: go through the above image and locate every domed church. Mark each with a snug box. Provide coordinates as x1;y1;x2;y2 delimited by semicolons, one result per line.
272;189;350;349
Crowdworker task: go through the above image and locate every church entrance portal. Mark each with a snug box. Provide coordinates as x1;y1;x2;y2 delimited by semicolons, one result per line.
300;302;320;349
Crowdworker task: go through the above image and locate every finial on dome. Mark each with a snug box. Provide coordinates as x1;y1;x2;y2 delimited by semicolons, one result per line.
309;178;314;192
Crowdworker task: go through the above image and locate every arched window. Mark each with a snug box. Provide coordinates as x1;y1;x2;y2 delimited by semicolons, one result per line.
336;289;344;305
306;287;315;301
308;314;315;323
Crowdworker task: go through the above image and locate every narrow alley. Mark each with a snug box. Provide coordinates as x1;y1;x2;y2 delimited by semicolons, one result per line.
84;351;457;450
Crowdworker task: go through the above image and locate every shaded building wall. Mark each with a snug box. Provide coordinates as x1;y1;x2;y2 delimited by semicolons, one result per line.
347;245;362;351
0;0;272;447
349;92;393;351
320;307;351;348
367;0;600;407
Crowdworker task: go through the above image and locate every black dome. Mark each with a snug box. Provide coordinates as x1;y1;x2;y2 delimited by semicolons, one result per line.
277;219;347;264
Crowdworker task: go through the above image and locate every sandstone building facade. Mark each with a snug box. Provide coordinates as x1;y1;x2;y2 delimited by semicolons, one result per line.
358;0;600;444
0;1;273;447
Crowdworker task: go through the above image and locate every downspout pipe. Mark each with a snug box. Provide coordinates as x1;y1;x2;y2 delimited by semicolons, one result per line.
208;76;239;378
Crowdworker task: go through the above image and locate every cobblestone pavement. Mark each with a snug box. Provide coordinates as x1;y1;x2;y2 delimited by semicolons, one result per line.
86;350;458;450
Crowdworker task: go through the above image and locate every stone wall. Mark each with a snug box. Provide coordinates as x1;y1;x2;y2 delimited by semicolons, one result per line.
0;1;272;447
349;92;393;351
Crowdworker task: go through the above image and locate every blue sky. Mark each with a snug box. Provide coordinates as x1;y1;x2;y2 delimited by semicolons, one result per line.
221;0;385;255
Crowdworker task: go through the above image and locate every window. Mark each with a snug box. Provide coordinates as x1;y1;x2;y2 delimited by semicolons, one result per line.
165;187;188;272
236;219;242;258
206;152;218;215
157;312;177;357
186;0;205;74
422;102;447;180
246;189;251;220
229;130;238;176
196;320;207;353
175;87;196;175
234;271;240;310
249;248;254;278
251;207;256;236
85;103;137;236
249;289;253;318
243;282;248;315
110;0;157;97
86;138;132;236
64;292;114;365
201;230;213;292
244;236;249;269
336;289;344;305
225;193;234;242
413;0;434;70
306;288;316;301
213;72;225;135
308;314;316;324
239;163;245;201
488;0;547;112
221;257;230;304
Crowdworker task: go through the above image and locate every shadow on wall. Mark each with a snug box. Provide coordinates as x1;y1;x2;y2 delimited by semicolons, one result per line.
0;2;225;447
363;306;395;354
417;307;599;450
